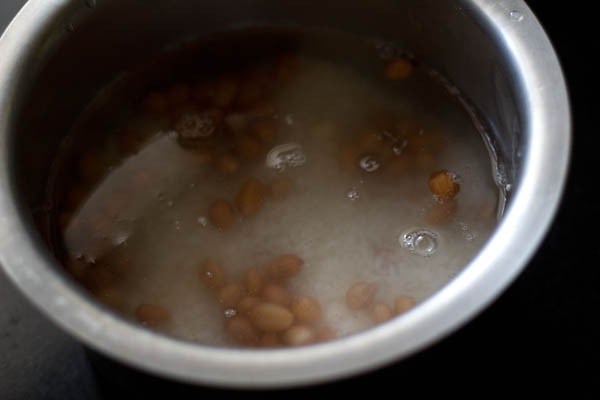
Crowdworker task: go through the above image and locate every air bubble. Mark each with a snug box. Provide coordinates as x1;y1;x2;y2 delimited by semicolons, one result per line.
224;308;237;318
197;216;208;227
346;188;360;201
359;155;380;172
176;112;217;140
266;143;306;171
400;228;439;256
392;140;408;156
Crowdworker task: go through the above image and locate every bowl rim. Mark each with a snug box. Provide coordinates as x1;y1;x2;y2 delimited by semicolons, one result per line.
0;0;571;388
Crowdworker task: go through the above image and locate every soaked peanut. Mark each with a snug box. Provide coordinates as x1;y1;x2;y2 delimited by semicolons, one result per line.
261;283;292;306
248;302;294;333
394;295;416;315
237;296;261;315
426;199;457;225
244;267;263;295
235;177;265;217
215;154;240;176
384;57;413;80
428;169;460;199
371;302;393;324
218;283;244;309
259;332;281;347
135;304;171;327
225;315;259;346
269;177;293;200
345;282;378;310
199;259;227;290
208;199;236;230
251;120;277;142
213;76;239;108
282;325;316;347
143;92;168;114
235;136;262;160
265;254;303;280
291;296;322;324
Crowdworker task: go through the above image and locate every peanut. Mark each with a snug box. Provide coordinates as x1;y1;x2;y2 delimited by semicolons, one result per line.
346;282;378;310
218;283;244;309
208;199;236;230
394;295;416;315
291;296;322;325
248;302;294;333
265;254;303;280
235;177;265;217
428;170;460;199
384;57;413;80
282;325;316;346
371;302;393;324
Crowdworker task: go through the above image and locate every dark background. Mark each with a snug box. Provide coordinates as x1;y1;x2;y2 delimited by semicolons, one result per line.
1;1;598;398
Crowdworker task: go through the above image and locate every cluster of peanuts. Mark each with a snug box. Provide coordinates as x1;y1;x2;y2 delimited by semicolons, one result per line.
198;254;335;347
345;281;415;325
206;175;292;230
135;53;301;168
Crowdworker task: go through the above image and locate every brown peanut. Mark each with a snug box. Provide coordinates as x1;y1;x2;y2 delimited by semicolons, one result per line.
237;296;261;315
235;177;265;217
248;302;294;333
282;325;316;346
218;283;244;309
261;283;292;306
384;57;413;80
265;254;304;281
215;154;240;176
394;295;416;315
291;296;322;325
371;302;393;324
345;282;378;310
428;169;460;199
208;199;236;230
244;267;264;295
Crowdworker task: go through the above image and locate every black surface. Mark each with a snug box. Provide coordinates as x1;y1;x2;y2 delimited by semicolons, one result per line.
1;1;599;398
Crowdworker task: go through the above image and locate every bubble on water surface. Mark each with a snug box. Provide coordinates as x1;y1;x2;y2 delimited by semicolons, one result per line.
400;228;439;256
266;143;306;171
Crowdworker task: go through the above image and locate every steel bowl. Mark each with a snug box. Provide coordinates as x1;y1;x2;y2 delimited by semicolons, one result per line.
0;0;570;388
